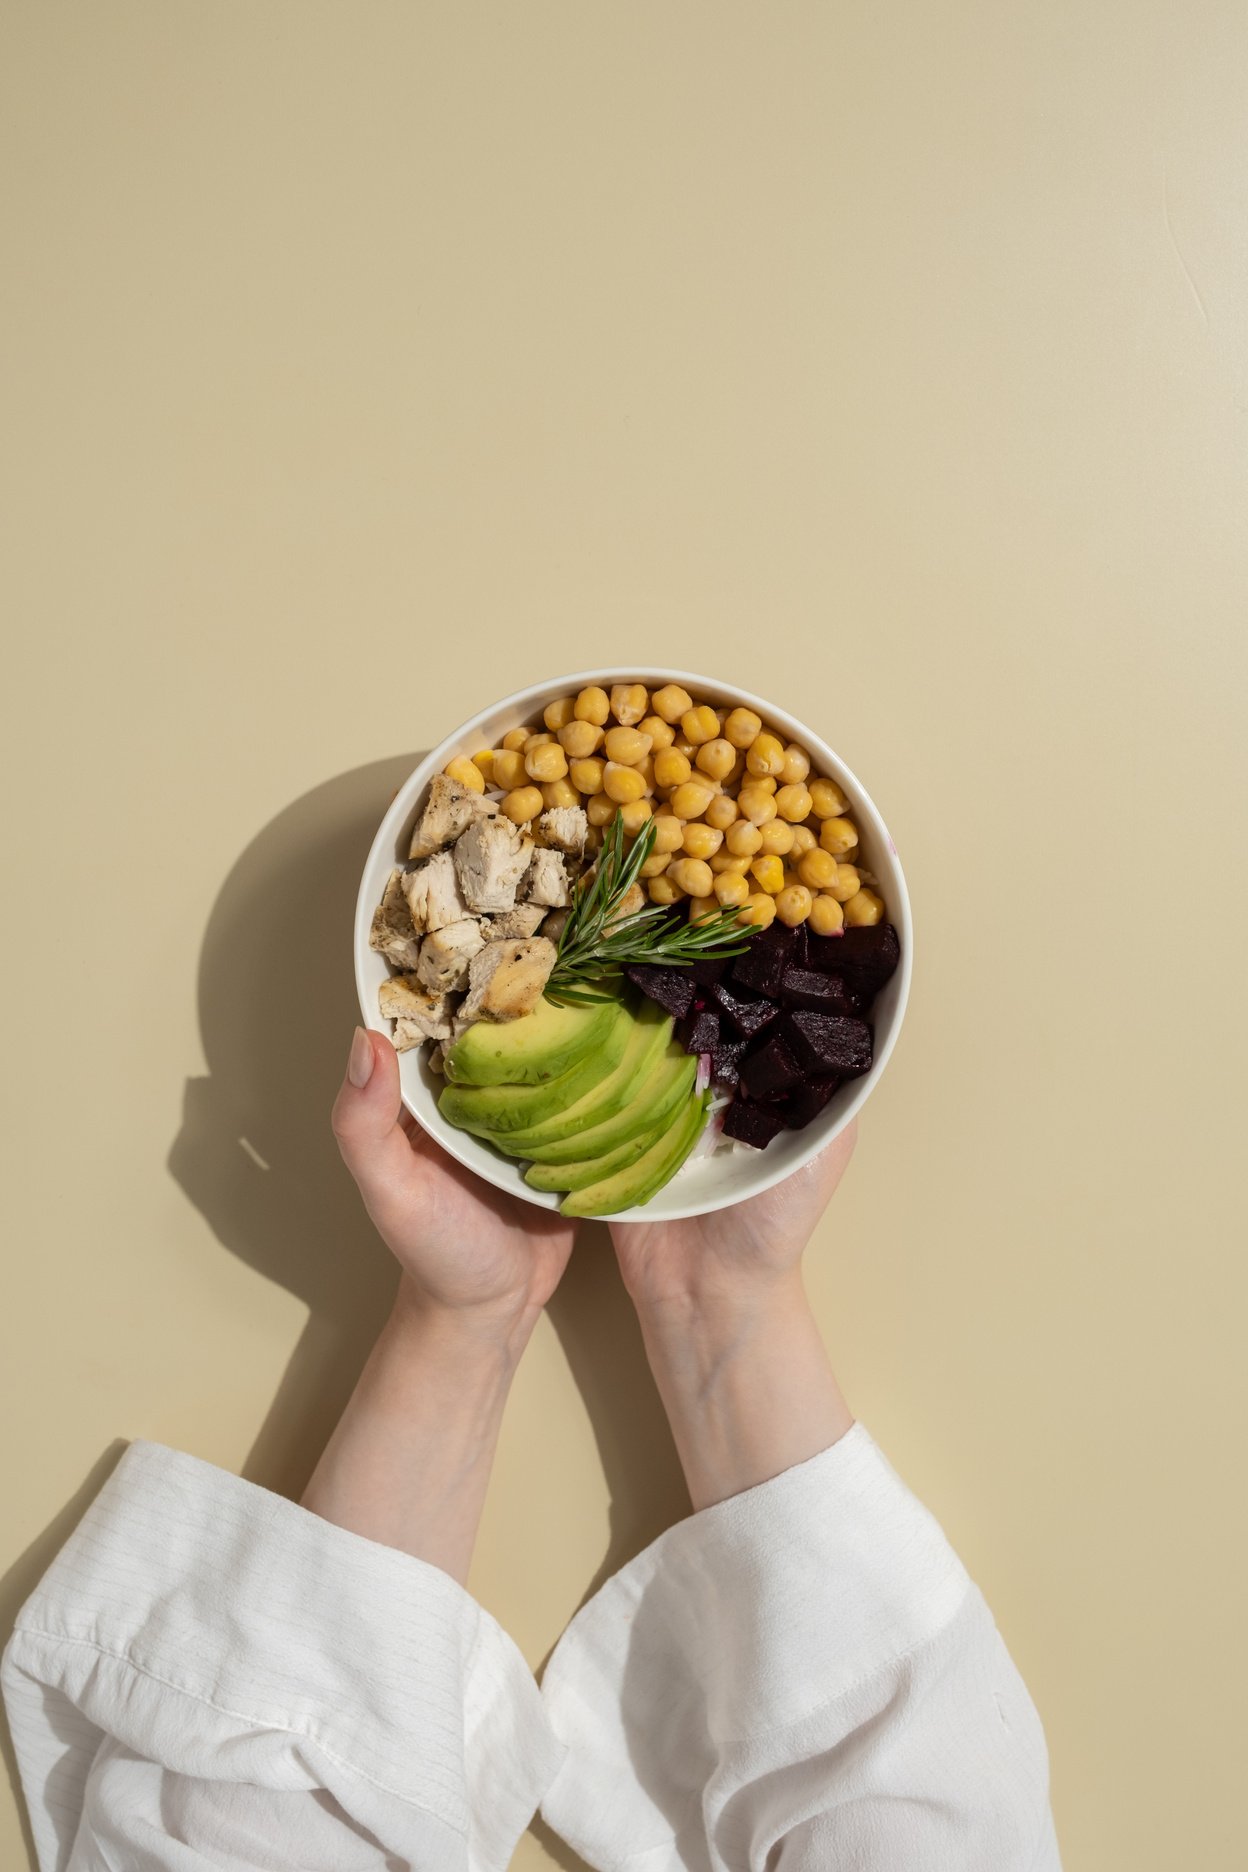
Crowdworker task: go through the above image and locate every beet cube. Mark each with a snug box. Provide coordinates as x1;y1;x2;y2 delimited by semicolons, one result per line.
679;1006;721;1056
779;967;854;1015
626;964;694;1021
831;923;901;995
785;1011;873;1078
711;1037;748;1088
722;1098;786;1149
712;980;780;1039
781;1075;843;1129
740;1034;804;1101
690;955;730;986
732;940;788;999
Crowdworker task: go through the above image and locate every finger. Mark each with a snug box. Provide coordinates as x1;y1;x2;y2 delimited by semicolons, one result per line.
330;1027;418;1213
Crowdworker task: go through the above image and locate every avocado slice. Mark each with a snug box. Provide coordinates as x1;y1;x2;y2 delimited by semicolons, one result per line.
519;1048;697;1165
495;999;672;1153
444;996;617;1087
524;1118;667;1192
439;1004;631;1135
559;1091;711;1218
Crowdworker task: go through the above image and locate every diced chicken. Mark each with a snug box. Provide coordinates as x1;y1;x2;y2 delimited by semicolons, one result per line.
408;774;497;861
368;869;424;971
378;973;454;1044
605;881;647;931
460;937;558;1023
401;851;472;932
454;818;534;914
484;903;548;940
416;917;486;993
522;846;571;908
537;806;589;855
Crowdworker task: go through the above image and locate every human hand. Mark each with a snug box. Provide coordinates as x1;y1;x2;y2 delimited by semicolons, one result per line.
331;1026;577;1335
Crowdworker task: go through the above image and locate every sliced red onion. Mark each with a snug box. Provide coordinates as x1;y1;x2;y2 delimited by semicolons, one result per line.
695;1051;712;1094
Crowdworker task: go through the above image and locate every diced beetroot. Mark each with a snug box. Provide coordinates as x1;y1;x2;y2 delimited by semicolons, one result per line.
781;1075;843;1129
827;923;901;995
690;955;731;986
779;967;854;1014
712;979;780;1039
732;941;788;999
722;1098;786;1148
786;1010;873;1078
625;964;695;1021
679;1006;721;1056
711;1037;748;1088
740;1034;804;1101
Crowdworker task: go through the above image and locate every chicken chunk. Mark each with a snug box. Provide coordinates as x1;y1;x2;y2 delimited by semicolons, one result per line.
378;973;454;1044
459;937;558;1023
605;881;646;931
537;806;589;855
368;869;424;971
416;917;486;994
453;818;534;914
522;846;572;908
408;774;497;861
484;903;548;940
401;851;472;932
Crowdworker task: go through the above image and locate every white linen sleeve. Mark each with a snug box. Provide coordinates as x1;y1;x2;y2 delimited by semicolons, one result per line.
1;1440;565;1872
538;1422;1060;1872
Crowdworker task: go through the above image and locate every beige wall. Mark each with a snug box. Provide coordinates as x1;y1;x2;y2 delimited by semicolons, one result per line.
2;5;1245;1867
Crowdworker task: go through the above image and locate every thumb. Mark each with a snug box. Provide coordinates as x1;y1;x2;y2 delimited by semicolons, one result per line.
331;1026;414;1205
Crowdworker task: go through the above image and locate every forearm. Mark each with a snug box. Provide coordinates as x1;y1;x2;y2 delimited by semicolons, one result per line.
300;1274;534;1583
636;1269;854;1511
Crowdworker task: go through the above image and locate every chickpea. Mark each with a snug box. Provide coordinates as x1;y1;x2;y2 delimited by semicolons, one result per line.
574;685;611;725
725;819;764;856
639;754;657;794
828;863;862;903
558;718;604;759
688;895;720;925
444;756;485;793
713;870;750;908
725;748;749;788
746;732;786;777
640;849;672;878
819;816;859;857
704;792;739;831
711;850;752;874
750;853;785;895
610;683;648;725
569;755;606;794
603;761;647;804
602;725;651;766
471;749;496;785
723;707;762;749
809;777;849;819
543;696;576;731
779;744;811;786
541;778;581;810
737;892;777;929
776;783;813;823
808;893;845;936
668;856;715;898
649;872;686;904
775;884;814;927
586;791;618;827
682;821;724;860
653;747;692;790
524;731;555;752
672;735;697;760
501;726;530;752
797;847;840;891
651;683;693;724
501;785;543;824
651;811;686;854
751;774;777;793
680;705;720;746
491;749;526;790
525;742;569;783
790;824;818;856
670;779;717;820
758;819;795;857
618;797;653;835
737;783;778;826
844;887;884;927
639;714;674;750
695;737;736;782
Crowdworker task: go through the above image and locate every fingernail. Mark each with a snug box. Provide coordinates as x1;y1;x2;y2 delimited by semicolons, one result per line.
347;1026;375;1088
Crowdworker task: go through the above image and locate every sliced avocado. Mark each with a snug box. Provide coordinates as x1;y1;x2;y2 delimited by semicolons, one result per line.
444;996;617;1087
559;1091;711;1218
519;1048;697;1165
439;1003;630;1135
497;1000;672;1152
524;1118;667;1192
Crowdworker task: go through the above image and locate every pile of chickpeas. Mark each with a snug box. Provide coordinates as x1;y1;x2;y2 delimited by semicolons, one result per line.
442;681;886;934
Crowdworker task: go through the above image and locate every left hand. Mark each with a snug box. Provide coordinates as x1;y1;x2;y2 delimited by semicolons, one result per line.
331;1026;577;1330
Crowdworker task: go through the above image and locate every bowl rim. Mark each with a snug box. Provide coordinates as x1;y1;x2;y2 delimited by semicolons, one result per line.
354;666;913;1219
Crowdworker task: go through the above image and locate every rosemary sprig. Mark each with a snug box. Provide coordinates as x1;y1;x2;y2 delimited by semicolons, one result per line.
545;815;754;1006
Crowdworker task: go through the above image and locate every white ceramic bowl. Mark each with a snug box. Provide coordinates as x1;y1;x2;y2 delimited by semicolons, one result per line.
354;669;912;1220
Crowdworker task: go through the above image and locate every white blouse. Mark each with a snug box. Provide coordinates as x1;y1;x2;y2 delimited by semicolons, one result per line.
2;1424;1061;1870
